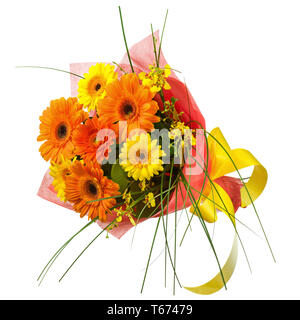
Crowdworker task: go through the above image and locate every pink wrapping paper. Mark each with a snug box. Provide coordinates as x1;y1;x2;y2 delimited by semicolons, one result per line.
38;32;241;238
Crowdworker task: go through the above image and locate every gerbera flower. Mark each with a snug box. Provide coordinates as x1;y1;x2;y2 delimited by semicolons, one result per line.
49;155;72;202
65;161;120;221
77;63;117;112
37;97;88;163
119;133;165;181
97;73;160;136
73;116;117;164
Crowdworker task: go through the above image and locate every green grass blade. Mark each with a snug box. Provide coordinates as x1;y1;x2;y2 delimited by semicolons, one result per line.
164;160;174;287
183;115;252;273
159;163;182;289
59;220;115;282
112;61;127;74
178;182;194;246
142;203;186;271
185;183;262;239
37;218;97;285
179;170;227;289
140;170;182;292
203;130;276;262
185;112;275;263
158;9;169;63
38;243;68;286
190;150;252;273
150;24;159;68
130;182;178;247
173;182;178;295
16;65;84;79
118;6;134;73
140;211;162;293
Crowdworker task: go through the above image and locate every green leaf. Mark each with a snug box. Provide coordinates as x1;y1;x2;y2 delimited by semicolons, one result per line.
171;97;178;105
111;163;129;193
154;119;171;130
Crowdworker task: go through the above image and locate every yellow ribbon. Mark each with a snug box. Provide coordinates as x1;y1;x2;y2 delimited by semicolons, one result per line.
185;127;268;295
184;235;238;295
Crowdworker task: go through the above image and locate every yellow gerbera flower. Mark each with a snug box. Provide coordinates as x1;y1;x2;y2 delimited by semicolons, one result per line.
49;155;72;202
77;63;117;112
119;133;165;181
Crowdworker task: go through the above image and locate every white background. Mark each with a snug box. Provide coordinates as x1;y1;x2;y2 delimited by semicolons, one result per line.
1;0;300;300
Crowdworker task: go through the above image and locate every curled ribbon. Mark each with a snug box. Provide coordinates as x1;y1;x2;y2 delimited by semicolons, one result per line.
185;127;268;294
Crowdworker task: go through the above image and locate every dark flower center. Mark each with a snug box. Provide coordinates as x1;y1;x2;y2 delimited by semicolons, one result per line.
57;123;68;139
86;180;98;196
95;83;101;91
120;101;137;120
123;104;133;115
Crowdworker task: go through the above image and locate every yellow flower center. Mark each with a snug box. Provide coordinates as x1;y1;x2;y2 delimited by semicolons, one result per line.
88;77;103;96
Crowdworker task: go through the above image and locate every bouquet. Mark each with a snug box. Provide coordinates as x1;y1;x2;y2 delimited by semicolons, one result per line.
33;8;274;295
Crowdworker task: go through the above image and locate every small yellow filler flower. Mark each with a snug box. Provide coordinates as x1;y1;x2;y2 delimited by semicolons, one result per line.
144;192;156;208
169;121;196;146
139;63;171;93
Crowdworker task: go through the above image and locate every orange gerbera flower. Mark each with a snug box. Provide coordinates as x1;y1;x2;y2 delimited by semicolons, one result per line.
97;73;160;136
65;161;120;221
37;97;88;163
73;116;117;165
